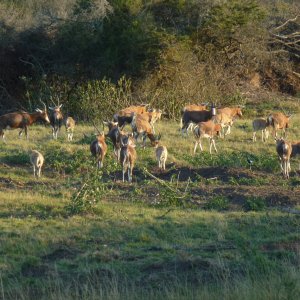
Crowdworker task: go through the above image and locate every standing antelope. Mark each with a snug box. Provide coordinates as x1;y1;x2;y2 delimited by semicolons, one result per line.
90;125;107;169
0;102;50;141
267;112;291;138
65;117;75;141
193;120;221;154
215;106;243;136
181;103;217;136
49;104;63;139
119;134;137;182
252;118;270;142
153;135;168;170
103;121;122;160
29;150;44;178
276;138;292;179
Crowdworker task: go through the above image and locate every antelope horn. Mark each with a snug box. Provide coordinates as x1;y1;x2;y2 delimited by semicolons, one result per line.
39;99;47;111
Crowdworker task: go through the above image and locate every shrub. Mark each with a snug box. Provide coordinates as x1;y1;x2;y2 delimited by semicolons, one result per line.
244;196;266;211
205;196;229;211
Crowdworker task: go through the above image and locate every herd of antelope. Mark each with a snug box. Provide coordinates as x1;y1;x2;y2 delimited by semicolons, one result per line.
0;100;298;181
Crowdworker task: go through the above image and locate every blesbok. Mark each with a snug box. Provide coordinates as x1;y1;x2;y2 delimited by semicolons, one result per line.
181;103;217;136
49;103;63;139
65;117;75;141
29;150;44;178
130;113;161;148
180;103;207;132
153;136;168;170
276;138;292;179
193;120;222;154
0;101;50;141
119;134;137;182
252;118;270;142
267;112;291;138
145;109;162;133
113;104;149;129
103;121;121;160
90;124;107;169
215;106;243;136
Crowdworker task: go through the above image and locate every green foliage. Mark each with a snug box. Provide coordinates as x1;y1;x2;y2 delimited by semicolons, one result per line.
65;168;107;215
205;195;229;211
244;196;266;211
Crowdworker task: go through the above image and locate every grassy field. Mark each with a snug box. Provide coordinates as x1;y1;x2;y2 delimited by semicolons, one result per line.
0;116;300;299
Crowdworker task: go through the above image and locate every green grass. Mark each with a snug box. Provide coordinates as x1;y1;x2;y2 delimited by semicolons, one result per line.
0;119;300;299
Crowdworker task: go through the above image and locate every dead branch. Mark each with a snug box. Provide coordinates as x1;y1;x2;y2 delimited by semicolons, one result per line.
272;15;299;33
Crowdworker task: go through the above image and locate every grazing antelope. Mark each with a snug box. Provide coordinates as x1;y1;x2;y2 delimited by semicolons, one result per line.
65;117;75;141
252;118;270;142
49;104;63;139
267;112;291;138
215;106;243;136
29;150;44;178
90;125;107;169
153;136;168;170
130;113;161;148
0;101;50;141
181;104;217;136
113;104;149;129
276;138;292;179
119;134;137;182
193;120;221;154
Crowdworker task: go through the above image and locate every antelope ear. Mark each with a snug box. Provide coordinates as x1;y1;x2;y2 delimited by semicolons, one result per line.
48;106;54;110
59;104;63;108
112;121;119;126
103;121;109;126
35;109;42;113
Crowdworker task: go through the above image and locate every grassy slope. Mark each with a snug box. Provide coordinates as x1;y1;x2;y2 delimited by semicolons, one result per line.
0;117;300;299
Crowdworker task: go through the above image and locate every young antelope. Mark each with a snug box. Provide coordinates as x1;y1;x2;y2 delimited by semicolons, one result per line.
65;117;76;141
119;135;137;182
252;118;270;142
29;150;44;178
90;132;107;169
154;138;168;170
276;138;292;179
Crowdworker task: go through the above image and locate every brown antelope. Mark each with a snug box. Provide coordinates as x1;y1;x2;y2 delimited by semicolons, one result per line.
49;102;63;139
119;134;137;182
113;104;149;128
276;138;292;179
130;113;161;148
215;106;243;136
0;102;50;141
267;112;291;138
193;120;221;154
181;104;217;136
252;118;270;142
145;109;162;134
65;117;75;141
90;124;107;169
29;150;44;178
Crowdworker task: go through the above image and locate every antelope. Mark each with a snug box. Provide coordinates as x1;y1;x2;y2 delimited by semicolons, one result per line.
90;124;107;169
29;150;44;178
130;113;161;148
181;103;217;136
252;118;270;142
276;138;292;179
119;134;137;182
113;104;149;129
103;121;121;160
65;117;75;141
267;112;291;138
193;120;222;154
180;103;207;132
0;101;50;141
153;136;168;170
49;104;63;139
145;109;163;133
215;106;243;136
